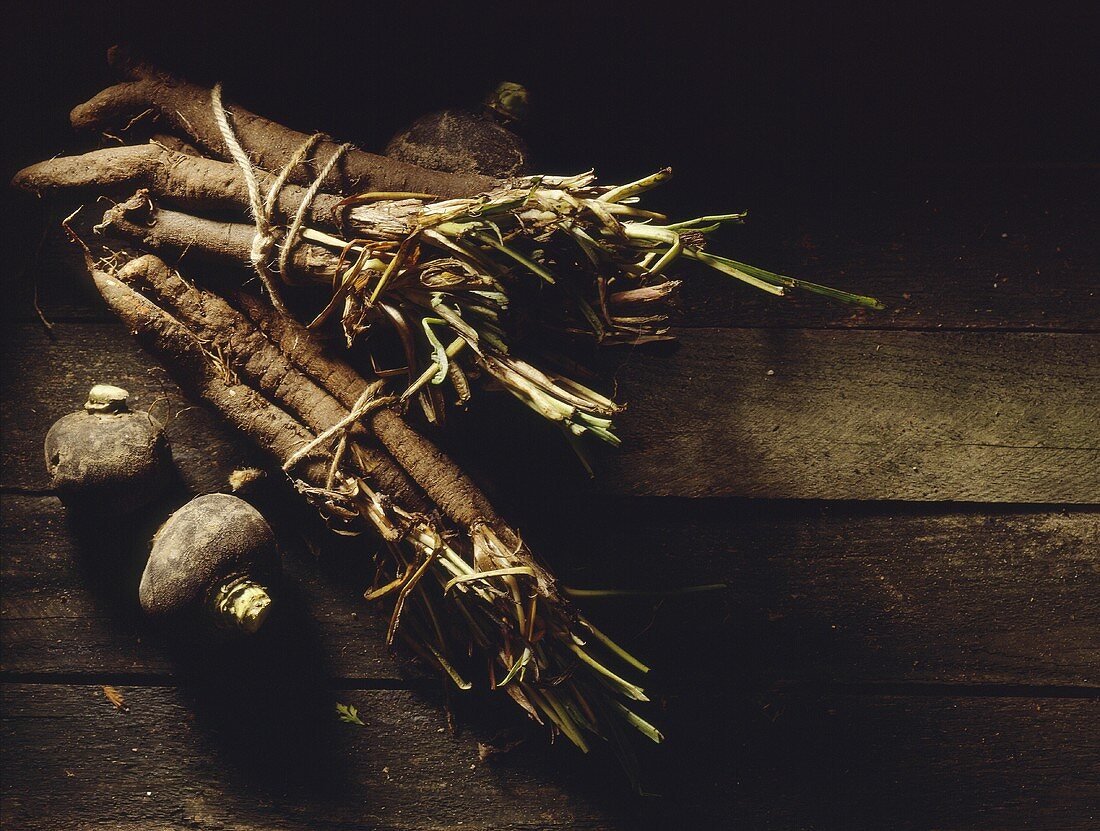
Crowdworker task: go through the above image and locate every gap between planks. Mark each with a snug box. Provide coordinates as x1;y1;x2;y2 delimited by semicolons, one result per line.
3;673;1098;700
4;322;1098;502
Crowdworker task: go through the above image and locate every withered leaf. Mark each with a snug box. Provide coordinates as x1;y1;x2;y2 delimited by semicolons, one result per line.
102;685;129;712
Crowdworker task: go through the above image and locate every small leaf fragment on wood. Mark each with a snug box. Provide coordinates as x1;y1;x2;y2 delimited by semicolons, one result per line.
102;686;129;712
477;736;525;761
336;703;365;726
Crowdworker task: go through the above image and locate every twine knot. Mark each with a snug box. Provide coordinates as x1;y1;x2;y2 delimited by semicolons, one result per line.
210;83;349;314
282;381;395;475
250;231;275;271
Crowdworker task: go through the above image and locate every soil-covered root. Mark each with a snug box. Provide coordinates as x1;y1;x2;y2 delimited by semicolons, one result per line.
112;254;428;511
13;143;344;229
96;252;526;578
94;190;340;279
114;252;535;565
89;264;330;487
237;293;526;545
149;134;202;155
237;291;369;403
71;46;499;199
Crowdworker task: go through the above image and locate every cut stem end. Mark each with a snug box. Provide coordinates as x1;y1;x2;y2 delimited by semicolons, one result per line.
85;384;130;413
211;577;272;634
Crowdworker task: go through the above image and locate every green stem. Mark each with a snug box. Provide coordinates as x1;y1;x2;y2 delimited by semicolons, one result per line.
611;700;665;744
579;618;651;674
599;168;673;203
399;338;467;402
426;642;473;690
683;247;786;295
533;685;591;752
705;254;886;309
472;232;556;284
569;644;649;701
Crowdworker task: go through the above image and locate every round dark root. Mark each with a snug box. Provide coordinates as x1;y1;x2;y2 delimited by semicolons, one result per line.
140;493;278;631
44;389;170;514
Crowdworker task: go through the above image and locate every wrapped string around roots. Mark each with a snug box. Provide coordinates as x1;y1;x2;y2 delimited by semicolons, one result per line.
93;252;662;782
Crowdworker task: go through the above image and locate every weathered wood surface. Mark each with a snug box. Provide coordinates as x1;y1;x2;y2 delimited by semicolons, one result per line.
0;683;621;830
4;494;1098;686
671;167;1100;332
5;322;1096;502
608;328;1100;502
3;684;1098;831
3;167;1099;829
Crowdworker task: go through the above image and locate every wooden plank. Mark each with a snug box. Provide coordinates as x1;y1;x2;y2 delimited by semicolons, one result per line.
5;323;1096;502
523;499;1100;689
11;168;1100;333
670;167;1100;332
0;322;256;495
2;683;1096;830
0;683;623;830
5;494;1097;686
653;690;1100;830
607;328;1099;502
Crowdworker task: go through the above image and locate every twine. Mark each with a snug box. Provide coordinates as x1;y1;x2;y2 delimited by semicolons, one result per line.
210;83;348;313
283;381;397;539
279;141;350;285
282;381;394;474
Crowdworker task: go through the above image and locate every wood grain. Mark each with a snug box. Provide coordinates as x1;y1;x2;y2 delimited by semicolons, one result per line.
4;323;1096;502
2;683;1096;830
0;683;623;830
5;494;1097;686
670;167;1100;332
607;328;1099;502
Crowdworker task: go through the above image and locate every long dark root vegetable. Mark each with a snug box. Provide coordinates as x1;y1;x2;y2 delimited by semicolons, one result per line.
70;46;497;198
91;254;663;777
14;143;344;229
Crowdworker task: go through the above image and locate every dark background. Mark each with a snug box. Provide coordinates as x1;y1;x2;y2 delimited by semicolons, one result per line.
3;1;1098;208
3;1;1097;359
